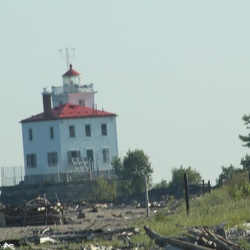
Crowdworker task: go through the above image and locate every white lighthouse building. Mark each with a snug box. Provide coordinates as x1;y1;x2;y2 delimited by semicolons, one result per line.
21;65;118;184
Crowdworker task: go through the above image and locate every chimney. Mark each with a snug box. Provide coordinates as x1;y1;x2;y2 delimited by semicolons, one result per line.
42;92;52;118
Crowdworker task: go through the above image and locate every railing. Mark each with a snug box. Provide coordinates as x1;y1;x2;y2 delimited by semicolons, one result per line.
52;83;94;95
1;166;24;187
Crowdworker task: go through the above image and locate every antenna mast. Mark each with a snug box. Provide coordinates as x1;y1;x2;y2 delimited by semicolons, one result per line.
59;47;75;69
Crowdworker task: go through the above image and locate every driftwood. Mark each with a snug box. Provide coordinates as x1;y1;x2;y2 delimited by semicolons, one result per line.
0;226;139;248
144;225;244;250
1;196;66;227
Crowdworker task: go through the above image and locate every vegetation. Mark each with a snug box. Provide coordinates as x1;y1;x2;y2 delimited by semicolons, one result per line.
216;164;243;186
241;153;250;171
153;179;168;189
167;165;201;197
129;172;250;248
74;172;250;249
170;165;201;184
239;113;250;148
112;149;153;196
89;177;117;203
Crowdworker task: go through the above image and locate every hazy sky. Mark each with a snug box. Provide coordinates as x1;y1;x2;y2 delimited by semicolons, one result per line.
1;1;250;186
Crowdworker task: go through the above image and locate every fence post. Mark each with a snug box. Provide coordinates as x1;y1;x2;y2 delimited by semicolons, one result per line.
184;173;189;215
202;179;205;196
208;180;211;194
144;174;150;218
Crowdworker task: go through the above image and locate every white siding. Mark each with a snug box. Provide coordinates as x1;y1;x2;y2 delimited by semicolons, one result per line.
22;116;118;179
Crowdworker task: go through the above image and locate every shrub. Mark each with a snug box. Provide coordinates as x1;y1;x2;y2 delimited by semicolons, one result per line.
90;177;117;203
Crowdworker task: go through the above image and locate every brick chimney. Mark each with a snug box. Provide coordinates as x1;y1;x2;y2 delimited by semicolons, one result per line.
42;91;52;118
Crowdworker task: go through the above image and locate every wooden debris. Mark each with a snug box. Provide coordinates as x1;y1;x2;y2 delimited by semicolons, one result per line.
0;196;67;227
112;212;124;218
144;225;244;250
0;226;139;248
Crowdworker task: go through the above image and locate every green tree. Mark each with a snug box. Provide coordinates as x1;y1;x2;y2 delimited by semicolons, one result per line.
90;177;117;203
240;154;250;171
112;149;153;195
154;179;168;189
170;165;201;186
239;114;250;147
216;164;242;186
238;114;250;173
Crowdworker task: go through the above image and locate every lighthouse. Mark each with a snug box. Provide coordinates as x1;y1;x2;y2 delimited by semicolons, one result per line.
51;64;96;109
21;65;118;184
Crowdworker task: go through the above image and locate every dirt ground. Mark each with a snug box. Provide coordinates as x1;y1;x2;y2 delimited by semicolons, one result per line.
0;205;149;242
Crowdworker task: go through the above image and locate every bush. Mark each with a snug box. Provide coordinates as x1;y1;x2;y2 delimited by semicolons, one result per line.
224;172;250;200
90;177;117;203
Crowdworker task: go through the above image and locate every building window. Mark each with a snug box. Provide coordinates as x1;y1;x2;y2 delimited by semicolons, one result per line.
86;149;94;162
101;124;107;136
85;124;91;137
69;125;75;137
68;150;81;163
50;126;54;139
47;152;58;166
28;128;33;141
79;99;85;106
102;148;110;163
26;154;37;168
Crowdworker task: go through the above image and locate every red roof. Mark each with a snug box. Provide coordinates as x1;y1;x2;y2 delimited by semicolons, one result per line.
21;103;116;123
62;64;80;77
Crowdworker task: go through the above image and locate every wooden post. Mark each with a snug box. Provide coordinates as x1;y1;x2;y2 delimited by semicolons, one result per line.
202;179;205;196
144;175;150;218
184;173;189;215
208;180;211;194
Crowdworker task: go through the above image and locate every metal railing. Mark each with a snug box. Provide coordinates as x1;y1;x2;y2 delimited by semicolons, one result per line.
1;166;24;187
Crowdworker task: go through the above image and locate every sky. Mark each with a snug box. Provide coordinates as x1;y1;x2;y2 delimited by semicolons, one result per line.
1;1;250;186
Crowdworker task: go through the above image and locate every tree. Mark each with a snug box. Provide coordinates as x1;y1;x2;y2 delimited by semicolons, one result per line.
90;177;117;203
239;114;250;147
238;115;250;173
240;154;250;171
170;166;201;185
112;149;153;195
216;164;241;186
154;179;168;189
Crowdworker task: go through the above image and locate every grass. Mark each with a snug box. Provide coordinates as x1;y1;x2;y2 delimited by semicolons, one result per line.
128;175;250;248
8;174;250;249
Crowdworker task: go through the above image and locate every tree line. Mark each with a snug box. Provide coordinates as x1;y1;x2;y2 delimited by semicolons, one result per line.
90;113;250;203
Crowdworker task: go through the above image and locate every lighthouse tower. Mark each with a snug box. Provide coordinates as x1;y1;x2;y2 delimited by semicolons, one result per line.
51;64;96;109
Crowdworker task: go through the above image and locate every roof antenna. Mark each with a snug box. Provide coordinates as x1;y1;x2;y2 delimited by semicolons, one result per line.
58;47;75;69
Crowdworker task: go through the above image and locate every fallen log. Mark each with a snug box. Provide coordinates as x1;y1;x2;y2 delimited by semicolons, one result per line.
25;226;139;244
144;226;212;250
144;225;244;250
